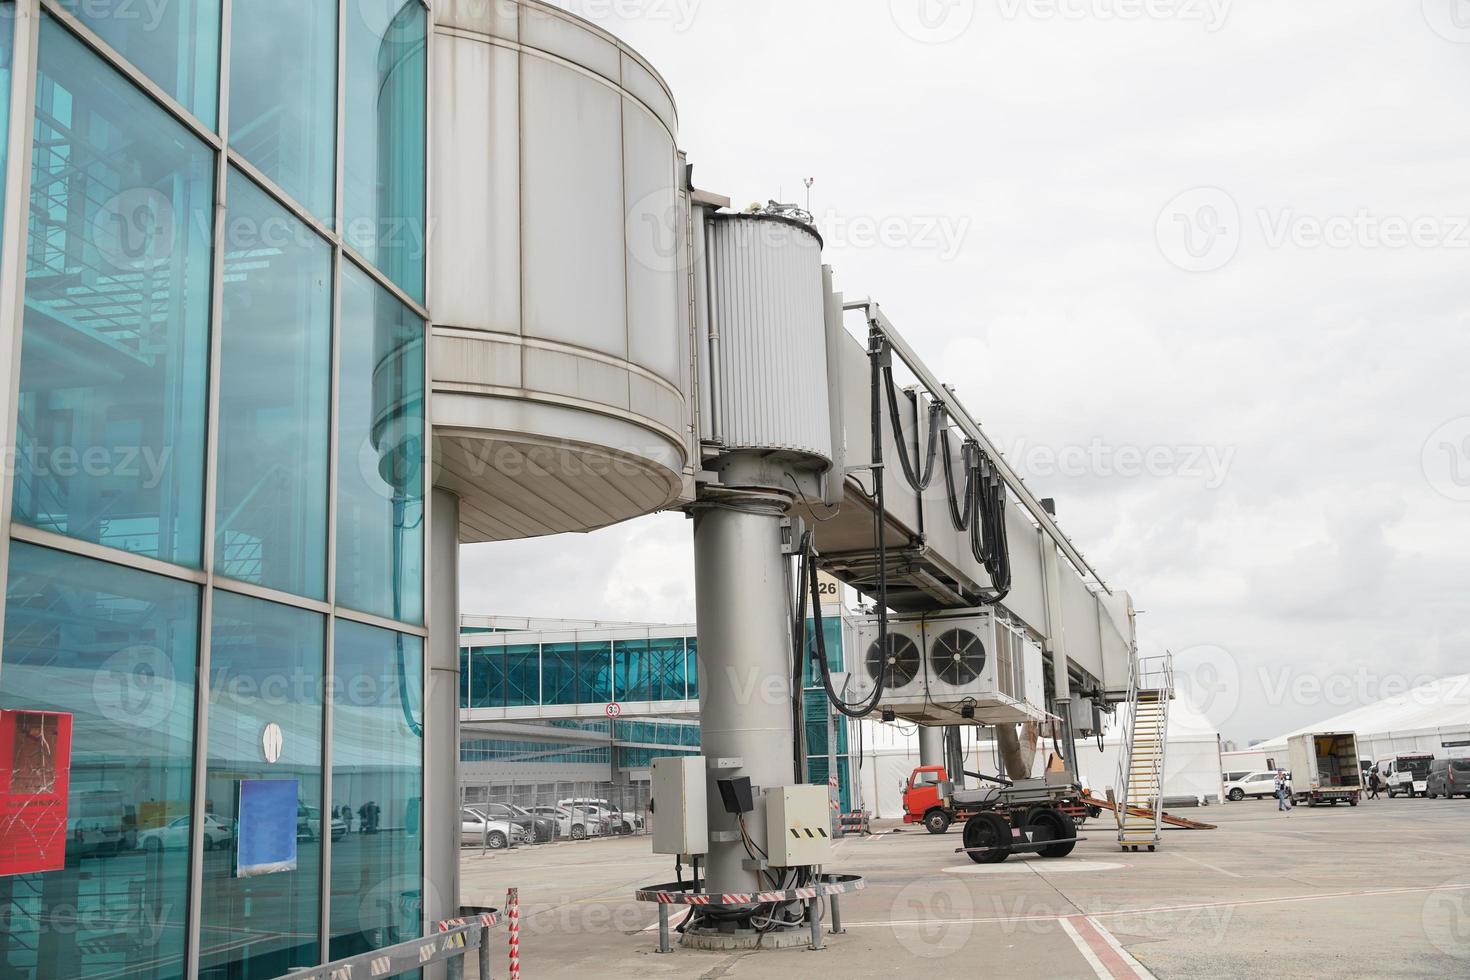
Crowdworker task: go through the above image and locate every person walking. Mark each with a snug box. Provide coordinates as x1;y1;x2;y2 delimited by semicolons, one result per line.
1367;768;1382;800
1275;769;1293;812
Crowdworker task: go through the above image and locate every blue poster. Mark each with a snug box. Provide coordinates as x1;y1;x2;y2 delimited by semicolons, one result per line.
237;779;299;878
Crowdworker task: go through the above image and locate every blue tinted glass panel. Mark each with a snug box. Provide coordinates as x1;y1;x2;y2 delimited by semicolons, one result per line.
803;618;844;686
541;643;575;706
62;0;221;128
16;22;213;567
650;638;685;701
614;639;648;702
686;637;698;700
336;261;424;624
0;10;12;238
469;648;500;708
505;645;539;707
202;592;324;977
578;642;612;705
214;169;331;598
329;620;423;961
459;647;470;709
344;0;425;301
0;542;199;980
229;0;336;219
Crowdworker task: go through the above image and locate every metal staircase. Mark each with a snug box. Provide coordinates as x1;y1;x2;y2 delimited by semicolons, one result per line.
1115;653;1173;852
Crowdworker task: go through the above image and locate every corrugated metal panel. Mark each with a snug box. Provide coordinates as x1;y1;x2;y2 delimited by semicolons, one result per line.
706;215;832;463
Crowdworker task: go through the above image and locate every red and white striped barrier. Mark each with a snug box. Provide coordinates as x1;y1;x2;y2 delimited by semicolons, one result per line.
436;910;502;932
634;874;865;907
507;887;521;979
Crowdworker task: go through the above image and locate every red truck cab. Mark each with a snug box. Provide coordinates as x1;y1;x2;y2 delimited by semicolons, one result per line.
901;765;950;828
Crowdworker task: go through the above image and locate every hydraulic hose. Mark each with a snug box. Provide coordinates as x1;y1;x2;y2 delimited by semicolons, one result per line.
883;366;944;492
940;428;977;532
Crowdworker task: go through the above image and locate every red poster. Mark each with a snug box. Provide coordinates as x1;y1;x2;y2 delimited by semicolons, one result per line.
0;710;74;876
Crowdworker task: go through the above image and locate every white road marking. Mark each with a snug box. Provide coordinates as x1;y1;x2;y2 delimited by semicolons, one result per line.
1060;915;1114;980
1174;852;1244;879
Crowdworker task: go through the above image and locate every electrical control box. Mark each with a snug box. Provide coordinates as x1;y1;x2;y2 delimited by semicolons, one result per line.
651;756;708;856
763;785;832;867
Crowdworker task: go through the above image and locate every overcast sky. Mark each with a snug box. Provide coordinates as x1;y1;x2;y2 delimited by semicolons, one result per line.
461;0;1470;744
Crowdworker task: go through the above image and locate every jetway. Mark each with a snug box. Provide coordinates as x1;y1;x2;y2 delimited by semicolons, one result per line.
787;296;1138;711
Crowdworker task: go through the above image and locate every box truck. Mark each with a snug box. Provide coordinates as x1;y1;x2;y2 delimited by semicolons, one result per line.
1287;732;1362;807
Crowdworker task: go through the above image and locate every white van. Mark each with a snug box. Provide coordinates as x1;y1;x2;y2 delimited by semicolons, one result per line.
1376;754;1432;798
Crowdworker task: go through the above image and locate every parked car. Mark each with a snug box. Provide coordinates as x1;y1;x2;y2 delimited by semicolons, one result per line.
473;802;556;843
1224;771;1291;801
1426;758;1470;799
1222;770;1253;784
296;805;346;842
557;798;644;835
460;808;527;849
530;805;600;840
138;814;235;852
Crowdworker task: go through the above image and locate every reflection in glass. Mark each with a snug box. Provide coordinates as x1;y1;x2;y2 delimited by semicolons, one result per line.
328;619;423;963
201;592;325;978
229;0;336;219
0;542;199;980
614;640;649;702
0;9;13;240
686;637;699;700
62;0;221;128
344;0;426;301
649;637;687;701
15;22;213;567
215;170;332;598
336;261;425;624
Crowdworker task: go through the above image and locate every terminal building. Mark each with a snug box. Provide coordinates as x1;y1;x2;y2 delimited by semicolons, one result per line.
456;611;859;816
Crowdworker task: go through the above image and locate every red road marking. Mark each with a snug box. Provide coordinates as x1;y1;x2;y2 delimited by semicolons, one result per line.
1067;915;1142;979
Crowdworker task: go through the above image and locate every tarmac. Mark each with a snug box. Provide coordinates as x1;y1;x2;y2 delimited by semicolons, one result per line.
460;794;1470;978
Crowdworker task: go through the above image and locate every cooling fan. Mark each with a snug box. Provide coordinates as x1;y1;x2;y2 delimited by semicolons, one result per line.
930;628;987;686
864;633;921;688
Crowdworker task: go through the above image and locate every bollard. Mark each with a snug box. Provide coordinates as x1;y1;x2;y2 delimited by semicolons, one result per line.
506;888;521;979
656;903;671;954
479;921;494;979
806;897;824;951
830;891;845;935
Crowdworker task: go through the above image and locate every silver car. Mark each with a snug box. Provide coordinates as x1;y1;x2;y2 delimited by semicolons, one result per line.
461;808;526;849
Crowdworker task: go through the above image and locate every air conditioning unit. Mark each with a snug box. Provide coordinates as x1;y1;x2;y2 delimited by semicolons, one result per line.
854;618;925;700
848;609;1049;727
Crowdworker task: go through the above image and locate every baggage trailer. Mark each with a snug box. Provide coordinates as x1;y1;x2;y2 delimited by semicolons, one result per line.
1287;732;1363;807
954;778;1089;864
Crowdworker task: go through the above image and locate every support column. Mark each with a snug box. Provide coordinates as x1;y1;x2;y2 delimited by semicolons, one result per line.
918;726;945;769
426;487;462;937
693;499;794;896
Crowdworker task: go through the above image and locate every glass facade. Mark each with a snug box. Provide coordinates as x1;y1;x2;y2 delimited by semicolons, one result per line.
0;542;200;979
63;0;221;127
328;620;423;964
336;262;425;625
229;0;337;221
215;170;332;598
344;0;426;302
202;593;325;978
0;6;429;978
17;20;213;566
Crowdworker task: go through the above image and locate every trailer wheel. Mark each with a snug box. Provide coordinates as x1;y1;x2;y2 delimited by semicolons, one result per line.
1029;808;1076;859
1349;798;1357;807
924;809;952;835
962;813;1012;864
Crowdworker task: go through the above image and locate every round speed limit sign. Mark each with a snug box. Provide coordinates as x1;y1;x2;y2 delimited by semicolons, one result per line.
605;703;622;719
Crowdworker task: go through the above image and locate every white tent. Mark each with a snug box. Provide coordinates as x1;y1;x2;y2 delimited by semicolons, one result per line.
1229;674;1470;770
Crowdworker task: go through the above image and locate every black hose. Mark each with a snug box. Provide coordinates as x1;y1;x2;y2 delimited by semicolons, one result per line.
940;429;977;532
883;366;943;492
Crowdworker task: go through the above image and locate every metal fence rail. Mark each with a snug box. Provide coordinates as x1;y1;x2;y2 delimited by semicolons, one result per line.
286;911;502;980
